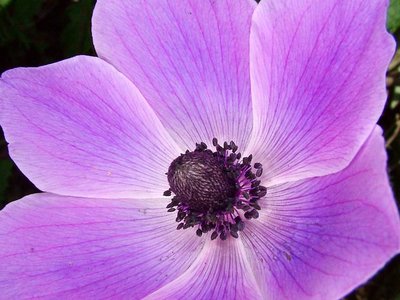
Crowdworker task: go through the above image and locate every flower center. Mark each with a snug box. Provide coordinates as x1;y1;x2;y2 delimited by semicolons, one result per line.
164;139;267;240
167;150;236;212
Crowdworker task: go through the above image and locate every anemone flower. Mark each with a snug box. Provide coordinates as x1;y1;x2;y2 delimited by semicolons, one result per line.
0;0;399;299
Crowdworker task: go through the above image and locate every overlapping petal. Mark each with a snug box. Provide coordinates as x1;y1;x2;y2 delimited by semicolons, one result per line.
248;0;395;185
242;128;400;299
0;194;205;299
0;56;181;198
146;239;263;300
92;0;255;149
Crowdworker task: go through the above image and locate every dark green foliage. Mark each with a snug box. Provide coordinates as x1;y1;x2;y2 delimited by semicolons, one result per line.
388;0;400;33
61;0;95;57
0;157;12;198
0;0;95;71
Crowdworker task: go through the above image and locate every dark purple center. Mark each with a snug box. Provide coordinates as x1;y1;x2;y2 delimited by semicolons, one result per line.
164;139;267;240
167;150;236;212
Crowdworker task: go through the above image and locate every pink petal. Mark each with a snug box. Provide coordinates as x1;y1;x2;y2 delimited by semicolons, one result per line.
248;0;395;185
92;0;255;150
0;193;204;299
146;239;262;300
0;56;181;198
242;127;400;299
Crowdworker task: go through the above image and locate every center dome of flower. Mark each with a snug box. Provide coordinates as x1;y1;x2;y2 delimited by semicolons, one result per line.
164;139;267;240
167;150;236;212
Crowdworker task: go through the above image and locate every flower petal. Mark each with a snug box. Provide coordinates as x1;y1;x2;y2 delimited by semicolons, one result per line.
146;238;263;300
0;193;204;299
242;127;400;299
92;0;255;149
0;56;181;198
248;0;395;184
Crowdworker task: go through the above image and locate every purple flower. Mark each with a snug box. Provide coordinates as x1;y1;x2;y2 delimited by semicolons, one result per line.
0;0;399;299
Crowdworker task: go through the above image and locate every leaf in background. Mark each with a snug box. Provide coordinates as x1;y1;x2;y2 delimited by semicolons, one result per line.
0;0;43;51
0;0;12;8
0;160;12;200
61;0;95;57
12;0;43;22
388;0;400;33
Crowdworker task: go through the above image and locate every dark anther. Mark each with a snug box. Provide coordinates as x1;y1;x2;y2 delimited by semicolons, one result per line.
230;141;238;153
220;231;228;240
254;162;262;169
230;231;239;239
237;220;245;231
244;211;252;219
251;209;259;219
252;203;261;210
212;137;218;147
258;187;267;197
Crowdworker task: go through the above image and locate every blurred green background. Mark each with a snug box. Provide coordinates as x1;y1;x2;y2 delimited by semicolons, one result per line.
0;0;399;299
